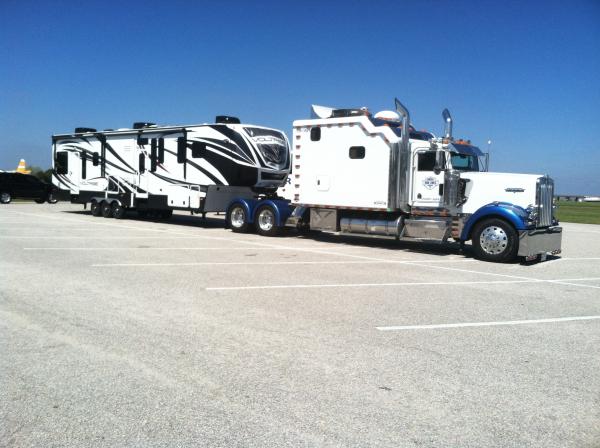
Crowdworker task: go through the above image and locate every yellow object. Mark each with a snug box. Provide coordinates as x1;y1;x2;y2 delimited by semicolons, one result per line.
16;159;31;174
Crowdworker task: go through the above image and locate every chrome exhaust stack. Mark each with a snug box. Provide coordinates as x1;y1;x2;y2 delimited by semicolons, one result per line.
393;98;411;213
442;108;453;140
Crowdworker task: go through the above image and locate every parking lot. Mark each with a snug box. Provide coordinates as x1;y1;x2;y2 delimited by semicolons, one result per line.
1;202;599;447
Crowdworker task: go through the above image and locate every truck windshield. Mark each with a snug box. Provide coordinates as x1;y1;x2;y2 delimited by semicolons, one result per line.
450;153;479;171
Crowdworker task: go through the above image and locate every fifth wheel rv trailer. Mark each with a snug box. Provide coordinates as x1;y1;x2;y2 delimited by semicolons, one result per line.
52;117;291;218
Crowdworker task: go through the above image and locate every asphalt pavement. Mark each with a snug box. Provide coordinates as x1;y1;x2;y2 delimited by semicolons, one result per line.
1;203;599;447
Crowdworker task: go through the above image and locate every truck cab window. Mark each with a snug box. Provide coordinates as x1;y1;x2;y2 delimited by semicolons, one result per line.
450;153;479;171
417;151;437;171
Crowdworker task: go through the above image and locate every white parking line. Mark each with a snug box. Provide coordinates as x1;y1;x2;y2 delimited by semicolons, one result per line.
206;277;600;291
24;246;342;251
376;315;600;331
93;259;477;267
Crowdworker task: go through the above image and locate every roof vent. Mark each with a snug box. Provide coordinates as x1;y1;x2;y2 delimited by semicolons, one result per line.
330;108;369;118
215;115;241;124
74;127;97;133
133;122;156;129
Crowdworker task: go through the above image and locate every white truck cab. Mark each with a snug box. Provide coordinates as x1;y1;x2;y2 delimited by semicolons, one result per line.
285;99;562;262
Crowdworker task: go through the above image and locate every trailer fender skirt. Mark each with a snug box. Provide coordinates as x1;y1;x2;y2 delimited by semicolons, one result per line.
461;202;529;241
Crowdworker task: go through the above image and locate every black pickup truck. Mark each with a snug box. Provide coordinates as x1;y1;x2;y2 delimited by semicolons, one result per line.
0;173;58;204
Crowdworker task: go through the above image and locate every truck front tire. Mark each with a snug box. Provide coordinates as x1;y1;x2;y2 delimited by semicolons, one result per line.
472;218;518;263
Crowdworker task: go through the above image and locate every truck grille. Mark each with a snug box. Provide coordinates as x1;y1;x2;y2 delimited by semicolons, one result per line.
536;176;554;227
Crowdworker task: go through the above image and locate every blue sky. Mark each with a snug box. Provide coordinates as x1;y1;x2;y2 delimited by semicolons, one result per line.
1;0;598;194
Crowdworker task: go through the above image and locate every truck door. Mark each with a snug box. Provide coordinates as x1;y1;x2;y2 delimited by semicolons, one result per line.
411;150;444;208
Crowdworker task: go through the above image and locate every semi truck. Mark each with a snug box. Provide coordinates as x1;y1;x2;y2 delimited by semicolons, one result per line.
226;99;562;263
52;98;562;263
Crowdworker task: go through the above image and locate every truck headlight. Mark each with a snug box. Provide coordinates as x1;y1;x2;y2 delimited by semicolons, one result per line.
526;204;538;224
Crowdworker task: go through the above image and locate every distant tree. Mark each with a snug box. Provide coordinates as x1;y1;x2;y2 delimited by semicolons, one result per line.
29;166;53;183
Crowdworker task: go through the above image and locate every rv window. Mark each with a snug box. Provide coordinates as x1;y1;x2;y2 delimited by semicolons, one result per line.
191;142;206;158
92;152;99;166
81;153;87;179
417;151;437;171
151;139;157;172
137;136;149;146
310;127;321;141
177;137;186;163
349;146;365;159
139;153;146;173
158;138;165;163
55;151;68;174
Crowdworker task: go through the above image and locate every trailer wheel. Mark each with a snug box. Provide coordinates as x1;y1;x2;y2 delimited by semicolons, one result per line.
0;192;11;204
91;200;101;217
112;203;126;219
255;205;280;237
228;204;248;233
472;218;518;263
101;201;113;218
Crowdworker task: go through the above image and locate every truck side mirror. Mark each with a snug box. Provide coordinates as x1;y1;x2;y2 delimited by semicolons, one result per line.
434;150;445;175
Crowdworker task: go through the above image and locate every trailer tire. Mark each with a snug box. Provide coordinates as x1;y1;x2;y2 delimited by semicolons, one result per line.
0;192;11;204
255;205;280;237
101;201;113;218
228;204;248;233
112;203;126;219
91;200;101;217
472;218;518;263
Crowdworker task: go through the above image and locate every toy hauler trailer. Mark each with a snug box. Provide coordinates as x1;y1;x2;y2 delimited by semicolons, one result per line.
52;116;291;219
225;99;562;263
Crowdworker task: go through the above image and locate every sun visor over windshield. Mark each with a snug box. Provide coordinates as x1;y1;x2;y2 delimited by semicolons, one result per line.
447;142;484;157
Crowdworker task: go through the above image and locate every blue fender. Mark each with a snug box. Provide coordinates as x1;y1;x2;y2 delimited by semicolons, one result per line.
226;198;292;227
251;199;293;226
461;202;530;241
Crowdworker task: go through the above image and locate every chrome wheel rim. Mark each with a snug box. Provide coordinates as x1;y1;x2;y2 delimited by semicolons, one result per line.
258;209;274;231
1;192;10;203
479;226;508;255
230;207;245;228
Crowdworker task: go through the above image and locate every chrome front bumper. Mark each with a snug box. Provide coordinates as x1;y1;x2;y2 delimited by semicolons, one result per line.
518;226;562;259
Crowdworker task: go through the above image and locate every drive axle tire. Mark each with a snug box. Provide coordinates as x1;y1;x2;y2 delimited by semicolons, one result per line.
91;201;101;217
228;204;248;233
255;205;280;237
101;201;113;218
472;218;518;263
0;192;11;204
112;203;126;219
